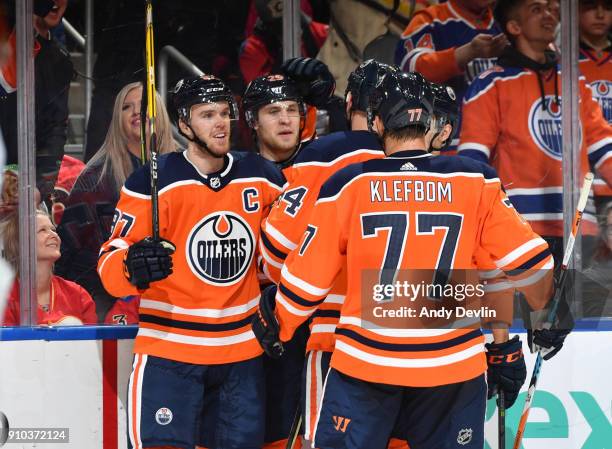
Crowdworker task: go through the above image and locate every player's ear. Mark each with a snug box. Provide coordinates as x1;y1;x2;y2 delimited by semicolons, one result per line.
441;123;453;143
178;118;193;138
373;115;384;136
345;92;353;119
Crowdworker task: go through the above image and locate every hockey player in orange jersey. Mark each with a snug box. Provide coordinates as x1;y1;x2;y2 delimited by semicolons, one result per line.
252;71;570;449
459;0;612;264
97;75;286;449
243;57;336;180
258;60;411;449
242;61;331;449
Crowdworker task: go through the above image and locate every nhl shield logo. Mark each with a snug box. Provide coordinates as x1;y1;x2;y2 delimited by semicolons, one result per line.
187;211;255;285
155;407;173;426
209;177;221;188
457;428;472;446
457;428;473;445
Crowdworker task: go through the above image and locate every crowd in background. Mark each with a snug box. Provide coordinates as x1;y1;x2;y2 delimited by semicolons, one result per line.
0;0;611;326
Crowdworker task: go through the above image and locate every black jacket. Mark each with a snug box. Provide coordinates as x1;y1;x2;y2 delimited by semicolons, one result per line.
0;34;73;202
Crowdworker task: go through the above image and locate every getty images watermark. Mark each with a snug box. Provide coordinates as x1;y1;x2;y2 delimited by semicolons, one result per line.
0;411;69;446
361;270;506;329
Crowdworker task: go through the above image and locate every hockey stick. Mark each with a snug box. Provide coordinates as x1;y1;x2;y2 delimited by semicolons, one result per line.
285;407;302;449
512;172;594;449
498;390;505;449
144;0;160;241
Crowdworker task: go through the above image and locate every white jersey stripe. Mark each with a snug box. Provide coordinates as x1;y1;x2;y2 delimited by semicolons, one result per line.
282;265;331;296
339;316;458;337
139;296;259;318
137;327;255;346
334;339;484;368
494;237;547;269
264;221;298;251
276;290;315;317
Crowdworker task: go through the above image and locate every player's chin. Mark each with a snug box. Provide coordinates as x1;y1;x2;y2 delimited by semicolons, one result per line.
207;141;231;158
276;134;298;149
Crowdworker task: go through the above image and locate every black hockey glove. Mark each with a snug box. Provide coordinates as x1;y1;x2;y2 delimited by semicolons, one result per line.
519;276;574;361
485;335;526;409
124;237;175;290
281;57;336;108
528;327;571;361
251;285;285;359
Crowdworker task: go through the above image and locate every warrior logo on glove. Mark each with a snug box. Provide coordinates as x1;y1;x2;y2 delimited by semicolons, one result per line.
187;211;255;285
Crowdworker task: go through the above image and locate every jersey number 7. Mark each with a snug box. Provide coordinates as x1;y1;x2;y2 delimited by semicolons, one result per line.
361;212;463;301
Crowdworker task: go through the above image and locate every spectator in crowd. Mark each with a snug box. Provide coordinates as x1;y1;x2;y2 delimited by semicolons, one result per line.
395;0;507;133
0;0;73;206
458;0;612;265
55;82;178;321
579;0;612;121
394;0;505;152
579;0;612;211
582;202;612;318
84;0;250;162
239;0;328;84
1;209;97;326
51;155;86;225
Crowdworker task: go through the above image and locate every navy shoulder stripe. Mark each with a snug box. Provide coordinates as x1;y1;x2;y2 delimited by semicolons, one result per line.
231;151;286;189
295;130;382;165
464;65;525;102
318;162;366;200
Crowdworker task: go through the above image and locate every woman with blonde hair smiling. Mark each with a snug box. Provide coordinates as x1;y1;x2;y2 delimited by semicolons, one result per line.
55;82;178;321
2;209;97;326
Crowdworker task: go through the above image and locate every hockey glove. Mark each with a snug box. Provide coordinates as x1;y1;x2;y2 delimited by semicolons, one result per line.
519;279;574;361
124;237;175;290
528;327;571;361
485;335;526;408
281;57;336;108
251;285;285;359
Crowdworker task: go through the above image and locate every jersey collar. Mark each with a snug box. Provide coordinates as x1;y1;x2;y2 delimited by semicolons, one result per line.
580;40;612;64
387;149;432;159
183;151;234;191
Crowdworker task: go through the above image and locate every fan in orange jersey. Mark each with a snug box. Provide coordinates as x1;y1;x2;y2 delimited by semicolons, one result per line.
97;75;286;449
259;60;410;449
253;70;569;449
579;0;612;208
459;0;612;265
395;0;507;150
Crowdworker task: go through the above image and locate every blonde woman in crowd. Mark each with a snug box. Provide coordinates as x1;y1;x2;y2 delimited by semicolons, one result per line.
55;82;178;322
1;209;96;326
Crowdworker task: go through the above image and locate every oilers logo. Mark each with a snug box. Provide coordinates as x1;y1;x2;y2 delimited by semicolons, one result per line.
187;211;254;285
155;407;173;425
528;95;582;160
590;80;612;123
465;57;496;83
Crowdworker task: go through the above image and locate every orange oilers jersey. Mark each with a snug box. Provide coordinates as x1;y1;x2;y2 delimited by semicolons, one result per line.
580;42;612;197
97;151;286;365
394;0;500;101
458;65;612;237
274;151;554;387
260;130;384;352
